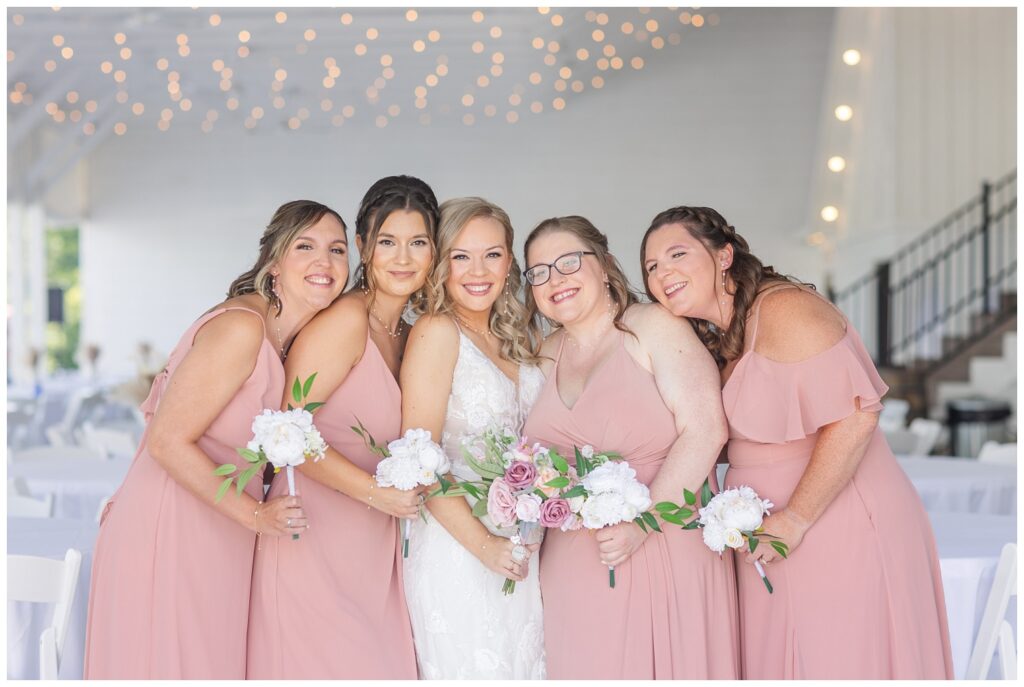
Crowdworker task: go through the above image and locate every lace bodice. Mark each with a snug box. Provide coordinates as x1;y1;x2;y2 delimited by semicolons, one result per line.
442;331;544;483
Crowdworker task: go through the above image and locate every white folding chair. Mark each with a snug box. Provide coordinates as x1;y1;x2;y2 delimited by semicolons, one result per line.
907;418;942;456
8;549;83;680
979;441;1017;465
9;445;105;462
879;398;911;432
965;542;1018;679
883;428;919;455
96;496;112;524
78;422;138;459
8;491;54;518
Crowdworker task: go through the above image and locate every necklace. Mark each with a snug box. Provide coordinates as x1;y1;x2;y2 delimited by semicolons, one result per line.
369;306;405;339
455;314;493;339
566;314;614;351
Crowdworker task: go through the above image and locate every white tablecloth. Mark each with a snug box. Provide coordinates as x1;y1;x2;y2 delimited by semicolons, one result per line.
8;454;131;520
7;517;99;680
897;456;1017;516
933;512;1017;679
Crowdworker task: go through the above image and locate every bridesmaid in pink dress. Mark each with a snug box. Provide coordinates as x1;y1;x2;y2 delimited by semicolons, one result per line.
84;201;349;678
521;216;740;679
641;206;954;679
247;176;438;678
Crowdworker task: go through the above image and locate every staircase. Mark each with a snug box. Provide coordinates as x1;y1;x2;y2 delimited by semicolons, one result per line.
831;171;1017;421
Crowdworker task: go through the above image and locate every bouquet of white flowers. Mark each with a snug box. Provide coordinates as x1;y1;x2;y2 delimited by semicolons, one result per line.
352;421;450;558
655;481;788;593
214;374;328;541
574;452;660;588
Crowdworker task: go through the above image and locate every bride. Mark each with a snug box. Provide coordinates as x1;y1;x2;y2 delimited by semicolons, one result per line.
400;197;546;679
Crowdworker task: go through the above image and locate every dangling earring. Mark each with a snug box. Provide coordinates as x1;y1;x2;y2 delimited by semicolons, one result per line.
605;279;614;313
359;264;368;294
720;264;727;306
502;274;511;318
270;273;283;315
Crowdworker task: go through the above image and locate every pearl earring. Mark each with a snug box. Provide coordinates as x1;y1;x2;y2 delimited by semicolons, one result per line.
720;264;727;306
502;274;511;318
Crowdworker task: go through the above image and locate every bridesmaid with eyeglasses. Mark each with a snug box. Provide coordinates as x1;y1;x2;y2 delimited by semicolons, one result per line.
521;216;739;679
640;206;953;679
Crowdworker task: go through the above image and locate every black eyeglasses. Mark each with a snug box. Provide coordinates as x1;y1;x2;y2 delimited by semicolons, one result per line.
523;251;596;286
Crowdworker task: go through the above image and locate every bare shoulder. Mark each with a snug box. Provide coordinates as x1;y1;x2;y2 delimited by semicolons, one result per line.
538;327;566;358
193;302;264;350
409;312;459;343
625;302;702;349
304;291;369;340
754;286;847;362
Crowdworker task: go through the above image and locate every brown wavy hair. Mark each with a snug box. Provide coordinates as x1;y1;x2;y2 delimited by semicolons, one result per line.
523;215;639;355
227;200;347;315
641;206;808;368
422;197;536;365
350;175;440;309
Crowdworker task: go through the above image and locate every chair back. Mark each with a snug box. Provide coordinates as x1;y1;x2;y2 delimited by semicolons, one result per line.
965;542;1017;679
8;549;83;679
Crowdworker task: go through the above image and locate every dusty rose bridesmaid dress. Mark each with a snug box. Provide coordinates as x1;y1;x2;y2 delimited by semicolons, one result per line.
84;307;282;679
246;330;417;679
523;330;740;680
722;285;954;679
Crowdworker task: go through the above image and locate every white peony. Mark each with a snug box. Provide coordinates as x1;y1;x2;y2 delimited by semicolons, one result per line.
581;461;636;496
375;455;425;491
702;522;727;553
260;420;307;468
515;493;543;523
724;528;745;550
622;479;652;513
385;428;450;483
581;491;629;529
719;495;765;532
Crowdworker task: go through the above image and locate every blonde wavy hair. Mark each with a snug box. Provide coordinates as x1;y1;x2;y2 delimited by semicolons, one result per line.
422;197;536;365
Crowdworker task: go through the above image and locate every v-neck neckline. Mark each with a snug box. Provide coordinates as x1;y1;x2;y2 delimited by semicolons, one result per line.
364;329;402;392
458;329;520;396
552;329;623;412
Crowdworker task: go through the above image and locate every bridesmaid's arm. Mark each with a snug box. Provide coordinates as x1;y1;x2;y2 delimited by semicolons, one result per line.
745;291;878;563
401;315;527;582
597;304;727;568
146;309;305;538
286;296;421;520
640;304;729;505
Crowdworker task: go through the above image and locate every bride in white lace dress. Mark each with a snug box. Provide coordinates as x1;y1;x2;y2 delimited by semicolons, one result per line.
399;198;546;679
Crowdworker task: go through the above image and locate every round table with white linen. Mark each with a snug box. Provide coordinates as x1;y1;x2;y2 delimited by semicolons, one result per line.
8;453;131;520
897;456;1016;516
7;517;99;680
932;511;1017;679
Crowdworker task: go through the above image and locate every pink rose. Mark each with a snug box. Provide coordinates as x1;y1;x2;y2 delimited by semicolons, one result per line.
486;478;518;528
539;498;572;528
504;460;538;490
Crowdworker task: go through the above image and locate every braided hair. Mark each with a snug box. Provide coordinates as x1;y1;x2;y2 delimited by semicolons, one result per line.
351;175;440;301
640;206;805;368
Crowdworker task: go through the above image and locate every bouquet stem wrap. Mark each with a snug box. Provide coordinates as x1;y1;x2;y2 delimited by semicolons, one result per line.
286;466;299;541
401;518;410;558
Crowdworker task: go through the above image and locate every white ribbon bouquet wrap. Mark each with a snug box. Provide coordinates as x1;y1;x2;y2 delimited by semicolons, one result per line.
215;374;328;541
353;422;450;558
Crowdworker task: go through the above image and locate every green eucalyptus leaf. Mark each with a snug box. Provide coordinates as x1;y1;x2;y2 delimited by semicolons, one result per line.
302;372;317;399
655;501;680;513
471;498;489;517
660;512;685;526
303;402;325;413
641;511;662;533
291;377;302;404
677;507;693;519
771;541;789;558
213;463;238;476
561;485;586;499
700;479;715;508
748;537;759;554
683;489;697;506
215;477;233;502
544;477;571;489
634;516;648;533
551;452;569;474
682;520;700;530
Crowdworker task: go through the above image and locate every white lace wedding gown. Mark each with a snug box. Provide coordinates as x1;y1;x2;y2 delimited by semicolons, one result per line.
403;329;547;680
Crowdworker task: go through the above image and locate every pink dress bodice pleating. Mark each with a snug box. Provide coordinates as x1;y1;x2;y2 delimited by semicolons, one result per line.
523;329;740;680
721;285;954;679
246;329;417;679
84;306;283;679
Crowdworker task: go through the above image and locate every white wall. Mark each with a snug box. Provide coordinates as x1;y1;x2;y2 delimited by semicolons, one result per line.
77;8;835;375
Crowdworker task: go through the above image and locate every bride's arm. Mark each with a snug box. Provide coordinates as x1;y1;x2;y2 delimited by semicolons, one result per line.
401;315;528;582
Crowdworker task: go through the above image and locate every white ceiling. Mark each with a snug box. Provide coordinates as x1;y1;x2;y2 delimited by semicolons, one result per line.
8;6;720;140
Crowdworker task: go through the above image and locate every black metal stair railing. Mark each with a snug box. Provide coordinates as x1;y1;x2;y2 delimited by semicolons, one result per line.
831;170;1017;369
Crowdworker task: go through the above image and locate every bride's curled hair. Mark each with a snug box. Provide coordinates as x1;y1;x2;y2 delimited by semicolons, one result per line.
422;197;536;365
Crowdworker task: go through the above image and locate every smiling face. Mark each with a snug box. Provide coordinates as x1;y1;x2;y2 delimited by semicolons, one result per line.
358;209;433;298
642;222;729;318
525;229;607;326
272;213;349;312
446;215;511;315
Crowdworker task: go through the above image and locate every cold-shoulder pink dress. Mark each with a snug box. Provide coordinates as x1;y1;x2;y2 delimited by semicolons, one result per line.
722;285;954;679
84;306;282;679
246;330;417;679
523;329;740;679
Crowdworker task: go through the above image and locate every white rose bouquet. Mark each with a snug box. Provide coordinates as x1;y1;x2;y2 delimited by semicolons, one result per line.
574;452;663;589
655;481;788;593
352;420;451;558
214;374;328;541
